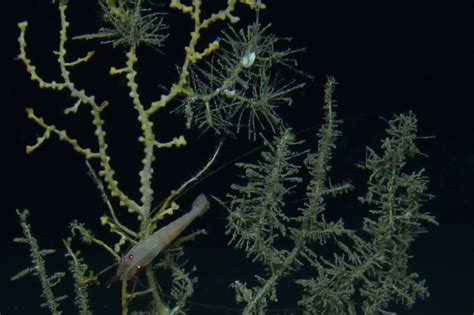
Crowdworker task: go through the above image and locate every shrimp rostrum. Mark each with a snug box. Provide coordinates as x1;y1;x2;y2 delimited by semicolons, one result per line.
114;193;210;283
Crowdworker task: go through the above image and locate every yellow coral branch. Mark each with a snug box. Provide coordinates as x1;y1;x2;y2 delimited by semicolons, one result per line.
85;160;137;240
71;224;120;261
19;3;142;216
238;0;266;10
25;108;99;158
153;136;187;149
188;39;220;63
62;50;95;67
17;21;67;91
169;0;193;13
100;215;137;253
115;47;159;218
151;201;180;225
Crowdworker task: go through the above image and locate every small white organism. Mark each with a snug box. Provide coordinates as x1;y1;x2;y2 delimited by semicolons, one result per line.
240;50;256;68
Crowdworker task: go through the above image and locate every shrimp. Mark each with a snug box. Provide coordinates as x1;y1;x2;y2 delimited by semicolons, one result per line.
114;193;210;282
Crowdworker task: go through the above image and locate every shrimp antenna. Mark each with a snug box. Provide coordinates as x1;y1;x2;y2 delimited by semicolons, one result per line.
96;261;118;278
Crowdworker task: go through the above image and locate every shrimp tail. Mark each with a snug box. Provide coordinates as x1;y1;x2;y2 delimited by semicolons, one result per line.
192;193;210;217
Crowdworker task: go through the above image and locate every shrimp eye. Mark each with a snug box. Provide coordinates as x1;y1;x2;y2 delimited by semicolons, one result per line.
137;265;142;270
128;254;134;260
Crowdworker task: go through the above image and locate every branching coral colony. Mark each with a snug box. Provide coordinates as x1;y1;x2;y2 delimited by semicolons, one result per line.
13;0;438;314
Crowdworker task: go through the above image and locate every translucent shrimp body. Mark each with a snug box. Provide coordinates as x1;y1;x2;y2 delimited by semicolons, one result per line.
116;194;210;282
